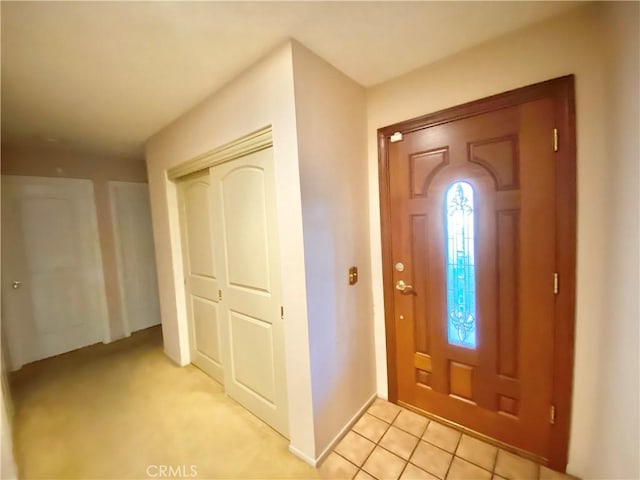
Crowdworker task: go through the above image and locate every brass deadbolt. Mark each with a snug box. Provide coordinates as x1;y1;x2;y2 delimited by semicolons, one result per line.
348;267;358;285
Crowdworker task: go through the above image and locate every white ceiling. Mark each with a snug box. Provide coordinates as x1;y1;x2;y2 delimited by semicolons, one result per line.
1;1;578;160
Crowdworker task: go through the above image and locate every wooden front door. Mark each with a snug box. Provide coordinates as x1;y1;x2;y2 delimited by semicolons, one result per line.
379;76;576;470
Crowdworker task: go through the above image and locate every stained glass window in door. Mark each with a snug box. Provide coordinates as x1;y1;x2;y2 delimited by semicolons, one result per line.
446;181;477;349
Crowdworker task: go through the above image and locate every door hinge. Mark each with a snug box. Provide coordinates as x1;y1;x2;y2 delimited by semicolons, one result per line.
553;128;559;152
553;273;559;295
550;405;556;424
390;131;403;143
280;306;284;320
218;289;223;301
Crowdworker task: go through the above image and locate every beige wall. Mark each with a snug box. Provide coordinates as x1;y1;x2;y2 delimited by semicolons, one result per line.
1;146;148;340
291;42;376;455
146;40;379;463
593;2;639;477
366;4;638;477
145;43;319;462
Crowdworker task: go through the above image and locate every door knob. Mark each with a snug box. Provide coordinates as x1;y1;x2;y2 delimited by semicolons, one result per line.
12;281;22;289
395;280;416;295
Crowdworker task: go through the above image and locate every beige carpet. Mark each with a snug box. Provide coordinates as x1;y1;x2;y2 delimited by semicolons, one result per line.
9;326;319;479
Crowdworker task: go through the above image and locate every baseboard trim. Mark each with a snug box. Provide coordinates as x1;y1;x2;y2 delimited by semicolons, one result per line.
565;461;578;478
163;348;189;367
313;393;378;467
288;445;317;467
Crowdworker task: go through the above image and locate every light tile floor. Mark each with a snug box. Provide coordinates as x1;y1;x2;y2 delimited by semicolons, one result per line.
319;399;577;480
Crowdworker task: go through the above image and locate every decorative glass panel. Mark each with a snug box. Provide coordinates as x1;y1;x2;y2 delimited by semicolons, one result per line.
446;181;477;349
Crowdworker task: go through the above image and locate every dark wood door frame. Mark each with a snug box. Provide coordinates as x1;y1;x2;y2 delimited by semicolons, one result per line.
377;75;576;471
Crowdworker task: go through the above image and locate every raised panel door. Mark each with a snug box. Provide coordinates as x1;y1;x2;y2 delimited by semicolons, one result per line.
210;147;289;437
387;98;560;462
178;171;224;383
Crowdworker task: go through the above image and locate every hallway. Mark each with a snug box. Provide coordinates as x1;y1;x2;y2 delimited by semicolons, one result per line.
9;327;318;479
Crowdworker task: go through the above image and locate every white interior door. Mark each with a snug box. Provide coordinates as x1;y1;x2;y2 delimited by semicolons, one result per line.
178;171;224;383
109;181;161;335
210;147;289;437
1;176;109;370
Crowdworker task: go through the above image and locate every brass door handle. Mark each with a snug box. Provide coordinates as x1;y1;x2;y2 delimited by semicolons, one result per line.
395;280;417;295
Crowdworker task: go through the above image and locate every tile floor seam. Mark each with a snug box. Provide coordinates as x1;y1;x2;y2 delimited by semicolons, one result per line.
396;418;430;480
357;413;396;479
395;461;409;479
490;447;499;475
421;437;458;458
442;432;464;480
348;429;380;468
357;406;415;480
327;400;576;480
367;406;401;425
393;422;422;439
391;410;430;439
407;450;447;480
331;449;365;477
393;410;431;440
452;454;494;476
453;455;496;480
451;440;496;476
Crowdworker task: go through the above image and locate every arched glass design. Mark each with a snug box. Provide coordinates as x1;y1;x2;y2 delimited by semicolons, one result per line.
446;181;477;349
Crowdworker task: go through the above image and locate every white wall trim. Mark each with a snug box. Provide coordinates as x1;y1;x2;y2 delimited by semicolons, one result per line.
83;177;112;345
167;126;273;180
288;445;317;468
107;180;160;338
314;393;378;465
164;177;191;366
291;393;378;467
108;181;138;338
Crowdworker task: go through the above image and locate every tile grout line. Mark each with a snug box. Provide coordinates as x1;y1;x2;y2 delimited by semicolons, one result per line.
451;436;498;476
354;406;400;480
491;446;499;476
421;436;461;457
396;417;431;480
331;449;365;474
441;430;464;480
342;401;555;480
332;403;398;479
367;404;463;479
409;423;459;479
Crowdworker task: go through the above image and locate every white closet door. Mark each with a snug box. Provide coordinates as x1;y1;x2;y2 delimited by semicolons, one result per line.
109;181;161;335
1;176;109;370
210;147;289;437
177;171;224;383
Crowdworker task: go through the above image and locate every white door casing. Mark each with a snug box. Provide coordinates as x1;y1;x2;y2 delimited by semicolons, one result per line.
178;171;224;383
109;181;161;335
1;176;110;370
210;147;289;437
